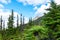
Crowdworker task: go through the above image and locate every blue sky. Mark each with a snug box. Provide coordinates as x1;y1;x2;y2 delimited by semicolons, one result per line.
4;0;35;18
0;0;59;27
0;0;50;18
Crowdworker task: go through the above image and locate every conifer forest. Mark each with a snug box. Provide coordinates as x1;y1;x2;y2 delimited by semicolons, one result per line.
0;0;60;40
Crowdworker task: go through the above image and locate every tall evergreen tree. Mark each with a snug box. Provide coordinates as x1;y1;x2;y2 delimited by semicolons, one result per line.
20;14;23;31
23;16;24;25
20;14;22;26
29;17;33;26
44;0;60;30
42;0;60;40
8;10;14;29
17;14;19;28
11;10;14;27
3;20;5;30
0;16;2;31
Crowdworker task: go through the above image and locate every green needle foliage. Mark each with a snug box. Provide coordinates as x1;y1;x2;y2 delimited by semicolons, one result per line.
24;26;48;40
0;0;60;40
8;10;14;29
42;0;60;40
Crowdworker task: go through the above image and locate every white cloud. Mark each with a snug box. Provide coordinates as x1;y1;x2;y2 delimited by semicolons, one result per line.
33;6;38;10
0;4;29;28
34;0;60;19
17;0;50;6
0;0;11;4
0;9;29;28
24;17;29;24
33;3;50;20
13;12;29;27
0;4;4;8
0;9;11;28
35;3;50;14
54;0;60;5
0;9;18;28
17;0;50;20
0;0;51;27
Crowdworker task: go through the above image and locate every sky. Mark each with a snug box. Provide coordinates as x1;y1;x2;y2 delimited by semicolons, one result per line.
0;0;60;28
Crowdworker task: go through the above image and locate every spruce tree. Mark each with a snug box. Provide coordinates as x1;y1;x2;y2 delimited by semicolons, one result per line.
3;20;5;30
8;10;14;29
7;10;14;35
29;17;33;26
0;16;3;40
0;16;2;31
22;16;25;30
20;14;22;26
42;0;60;40
2;20;5;40
44;0;60;30
11;10;14;27
17;14;19;28
20;14;23;31
23;16;24;25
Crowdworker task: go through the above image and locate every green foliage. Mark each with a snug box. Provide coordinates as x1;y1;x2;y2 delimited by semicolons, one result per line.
24;26;48;40
41;0;60;40
0;1;60;40
43;0;60;29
